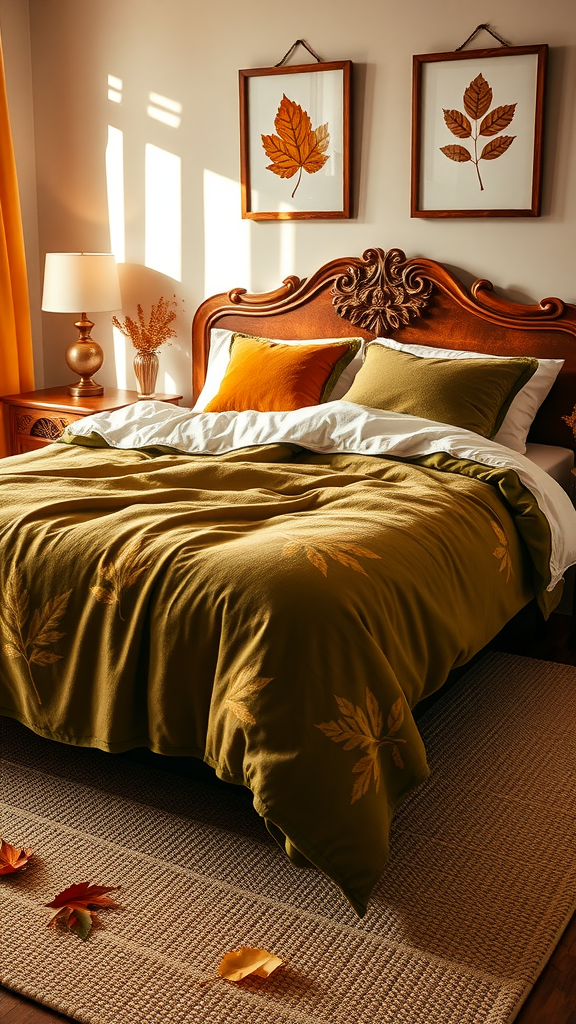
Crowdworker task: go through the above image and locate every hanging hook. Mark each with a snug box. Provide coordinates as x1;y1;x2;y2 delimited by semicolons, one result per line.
456;24;512;51
275;39;324;67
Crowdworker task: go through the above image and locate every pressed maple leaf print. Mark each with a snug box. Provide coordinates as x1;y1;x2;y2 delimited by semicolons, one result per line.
90;539;152;620
262;94;330;198
0;564;72;705
491;519;513;582
316;690;407;804
224;667;273;725
440;73;516;191
46;882;121;940
282;538;380;577
0;838;33;875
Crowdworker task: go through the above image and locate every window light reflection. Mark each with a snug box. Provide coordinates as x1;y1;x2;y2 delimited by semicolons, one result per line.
147;92;182;129
106;125;125;263
108;74;122;103
145;144;182;281
203;169;250;297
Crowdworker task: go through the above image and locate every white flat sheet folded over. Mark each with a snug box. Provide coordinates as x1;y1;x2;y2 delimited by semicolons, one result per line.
65;400;576;590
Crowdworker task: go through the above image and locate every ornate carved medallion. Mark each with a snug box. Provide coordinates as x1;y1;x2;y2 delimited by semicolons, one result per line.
331;247;433;334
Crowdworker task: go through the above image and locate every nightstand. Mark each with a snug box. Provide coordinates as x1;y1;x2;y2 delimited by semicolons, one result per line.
1;386;183;456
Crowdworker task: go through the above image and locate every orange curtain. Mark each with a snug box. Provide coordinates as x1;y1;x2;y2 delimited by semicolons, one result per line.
0;32;34;456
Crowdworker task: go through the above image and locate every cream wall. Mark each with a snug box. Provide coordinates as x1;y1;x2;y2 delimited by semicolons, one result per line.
8;1;576;404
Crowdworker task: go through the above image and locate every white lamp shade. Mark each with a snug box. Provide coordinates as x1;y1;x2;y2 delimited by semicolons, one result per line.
42;252;122;313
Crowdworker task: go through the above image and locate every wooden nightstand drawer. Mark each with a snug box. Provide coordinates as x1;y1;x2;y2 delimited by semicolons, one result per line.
10;407;83;453
2;386;183;457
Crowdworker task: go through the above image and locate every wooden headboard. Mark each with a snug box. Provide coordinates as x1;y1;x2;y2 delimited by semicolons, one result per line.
191;247;576;452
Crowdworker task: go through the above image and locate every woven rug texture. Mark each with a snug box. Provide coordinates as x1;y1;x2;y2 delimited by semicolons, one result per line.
0;652;575;1024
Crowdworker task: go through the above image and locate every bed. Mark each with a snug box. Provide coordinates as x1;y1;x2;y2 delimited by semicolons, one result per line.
1;246;575;916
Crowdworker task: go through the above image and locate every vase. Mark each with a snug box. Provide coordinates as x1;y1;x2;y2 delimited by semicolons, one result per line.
133;351;159;399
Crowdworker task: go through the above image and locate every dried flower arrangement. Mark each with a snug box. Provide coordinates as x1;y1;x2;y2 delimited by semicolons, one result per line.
112;296;178;353
562;405;576;439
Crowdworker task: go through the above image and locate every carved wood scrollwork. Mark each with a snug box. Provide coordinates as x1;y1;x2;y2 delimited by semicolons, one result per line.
15;413;34;435
331;247;433;334
30;416;70;440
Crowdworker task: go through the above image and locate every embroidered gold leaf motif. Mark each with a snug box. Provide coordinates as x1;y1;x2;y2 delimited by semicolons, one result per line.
491;520;513;582
224;667;273;726
282;540;380;577
0;565;71;705
316;688;407;803
90;539;152;620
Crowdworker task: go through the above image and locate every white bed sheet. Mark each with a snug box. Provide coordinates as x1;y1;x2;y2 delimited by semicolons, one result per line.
525;443;574;494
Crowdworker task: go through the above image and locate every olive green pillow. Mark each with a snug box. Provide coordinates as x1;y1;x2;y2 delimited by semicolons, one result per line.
341;343;539;439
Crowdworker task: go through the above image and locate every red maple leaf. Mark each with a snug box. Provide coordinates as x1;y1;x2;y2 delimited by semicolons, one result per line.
0;838;33;875
46;882;121;940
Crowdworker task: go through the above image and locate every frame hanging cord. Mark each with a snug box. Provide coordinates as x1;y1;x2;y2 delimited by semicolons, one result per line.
275;39;324;67
456;24;512;51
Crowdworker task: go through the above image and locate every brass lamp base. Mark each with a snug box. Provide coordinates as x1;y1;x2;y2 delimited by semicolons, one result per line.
66;315;104;397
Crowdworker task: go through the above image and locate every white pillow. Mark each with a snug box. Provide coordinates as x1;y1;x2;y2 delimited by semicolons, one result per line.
373;337;564;454
193;329;366;411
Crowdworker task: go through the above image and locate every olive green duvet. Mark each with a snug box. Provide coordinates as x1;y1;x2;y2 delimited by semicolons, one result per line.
0;435;564;914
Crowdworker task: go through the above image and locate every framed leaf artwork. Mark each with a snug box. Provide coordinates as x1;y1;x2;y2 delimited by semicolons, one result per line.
239;60;352;220
411;44;547;217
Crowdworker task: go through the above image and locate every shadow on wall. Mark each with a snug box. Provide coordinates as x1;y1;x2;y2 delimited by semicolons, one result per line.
115;263;190;403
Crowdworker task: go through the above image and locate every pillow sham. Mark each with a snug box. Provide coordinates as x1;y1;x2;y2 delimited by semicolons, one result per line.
193;328;365;411
204;334;361;413
341;343;538;439
374;338;564;453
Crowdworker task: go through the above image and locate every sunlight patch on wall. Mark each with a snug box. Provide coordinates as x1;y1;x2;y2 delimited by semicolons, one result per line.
203;169;250;297
108;74;122;104
112;325;128;389
106;126;125;263
278;204;296;280
145;144;182;281
163;370;177;394
148;92;182;129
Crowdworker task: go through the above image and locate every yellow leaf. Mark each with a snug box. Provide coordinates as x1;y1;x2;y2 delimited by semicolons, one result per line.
305;546;328;576
224;668;273;726
387;696;404;735
491;520;508;546
89;585;116;604
391;744;405;769
217;947;283;982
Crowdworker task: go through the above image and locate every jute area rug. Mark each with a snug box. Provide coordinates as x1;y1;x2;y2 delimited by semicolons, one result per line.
1;652;575;1024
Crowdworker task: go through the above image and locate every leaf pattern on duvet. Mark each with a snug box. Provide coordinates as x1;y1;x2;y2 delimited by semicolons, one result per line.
0;564;72;705
491;519;513;582
90;539;153;620
315;690;407;804
224;667;274;726
282;539;380;577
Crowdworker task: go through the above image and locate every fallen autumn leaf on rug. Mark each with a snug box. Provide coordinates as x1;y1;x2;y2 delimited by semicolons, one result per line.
0;838;33;875
217;947;283;982
46;882;121;940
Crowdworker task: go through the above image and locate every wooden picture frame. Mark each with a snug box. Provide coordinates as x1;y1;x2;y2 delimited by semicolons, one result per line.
239;60;352;220
411;45;547;218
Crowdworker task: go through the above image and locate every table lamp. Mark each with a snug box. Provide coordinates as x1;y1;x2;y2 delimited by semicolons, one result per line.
41;252;122;397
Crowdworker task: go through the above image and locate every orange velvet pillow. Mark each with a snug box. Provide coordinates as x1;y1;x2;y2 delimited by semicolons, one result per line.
204;334;361;413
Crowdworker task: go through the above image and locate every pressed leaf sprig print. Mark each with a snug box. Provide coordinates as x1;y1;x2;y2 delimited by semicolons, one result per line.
262;95;329;198
90;539;152;620
316;690;407;804
282;539;380;578
491;519;513;582
46;882;121;941
441;73;516;191
0;838;33;875
224;667;273;726
0;565;72;705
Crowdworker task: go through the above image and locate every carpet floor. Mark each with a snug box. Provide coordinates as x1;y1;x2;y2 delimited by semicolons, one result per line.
1;652;575;1024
